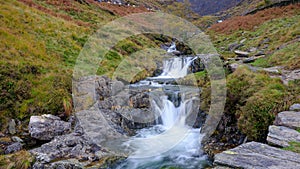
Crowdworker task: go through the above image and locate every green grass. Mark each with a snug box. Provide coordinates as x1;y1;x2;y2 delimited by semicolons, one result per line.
0;0;90;126
219;67;295;141
0;0;164;130
283;142;300;153
209;14;300;65
251;42;300;69
178;71;208;86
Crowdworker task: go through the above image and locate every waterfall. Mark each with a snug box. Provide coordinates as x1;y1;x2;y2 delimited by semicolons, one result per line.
152;93;195;128
167;42;177;53
159;57;197;78
118;54;208;169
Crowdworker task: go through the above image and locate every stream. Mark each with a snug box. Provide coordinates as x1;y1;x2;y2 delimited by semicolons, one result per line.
115;45;210;169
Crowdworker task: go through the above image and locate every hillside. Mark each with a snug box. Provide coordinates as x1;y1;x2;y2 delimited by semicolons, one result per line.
183;0;242;16
0;0;168;133
0;0;300;168
200;2;300;156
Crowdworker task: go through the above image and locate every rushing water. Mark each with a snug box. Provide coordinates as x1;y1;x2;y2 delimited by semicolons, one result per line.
159;57;197;79
167;42;177;53
115;45;209;169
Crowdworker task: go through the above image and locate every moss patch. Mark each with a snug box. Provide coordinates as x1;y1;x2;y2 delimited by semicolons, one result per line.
283;142;300;153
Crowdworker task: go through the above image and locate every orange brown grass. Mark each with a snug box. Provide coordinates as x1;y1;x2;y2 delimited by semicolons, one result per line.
210;4;300;34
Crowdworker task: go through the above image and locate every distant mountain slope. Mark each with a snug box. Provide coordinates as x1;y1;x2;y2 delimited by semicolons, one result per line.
186;0;243;15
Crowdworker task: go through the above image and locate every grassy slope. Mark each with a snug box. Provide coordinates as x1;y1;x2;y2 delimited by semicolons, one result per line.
1;0;300;166
209;4;300;69
0;0;91;127
200;3;300;144
0;1;174;167
0;0;168;131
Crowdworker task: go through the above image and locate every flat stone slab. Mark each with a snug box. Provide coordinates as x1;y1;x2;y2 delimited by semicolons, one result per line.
267;125;300;147
290;104;300;111
234;50;250;57
214;142;300;169
275;111;300;129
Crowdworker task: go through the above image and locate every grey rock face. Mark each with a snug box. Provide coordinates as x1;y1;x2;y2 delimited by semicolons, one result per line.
290;103;300;111
214;142;300;169
112;80;125;96
5;142;22;154
267;125;300;147
275;111;300;130
129;92;150;109
76;110;127;146
32;160;84;169
29;114;71;140
31;132;106;164
8;119;16;135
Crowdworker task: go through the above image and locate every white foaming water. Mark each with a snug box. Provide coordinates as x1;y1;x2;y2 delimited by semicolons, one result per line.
167;42;177;53
120;44;207;168
158;57;197;79
116;94;209;169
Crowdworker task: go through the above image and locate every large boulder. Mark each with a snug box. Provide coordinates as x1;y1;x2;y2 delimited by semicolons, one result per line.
275;111;300;130
214;142;300;169
30;128;126;168
31;133;102;163
129;91;150;109
29;114;71;141
267;125;300;147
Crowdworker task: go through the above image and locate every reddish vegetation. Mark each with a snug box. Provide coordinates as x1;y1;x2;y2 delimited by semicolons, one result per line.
44;0;82;12
87;0;150;16
19;0;90;26
19;0;150;27
210;4;300;34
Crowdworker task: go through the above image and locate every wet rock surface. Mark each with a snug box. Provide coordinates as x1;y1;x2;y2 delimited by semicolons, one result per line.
214;142;300;169
29;74;207;168
29;114;71;141
201;113;246;159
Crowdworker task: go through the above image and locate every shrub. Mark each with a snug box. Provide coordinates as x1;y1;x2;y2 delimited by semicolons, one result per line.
238;83;287;141
224;67;293;141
